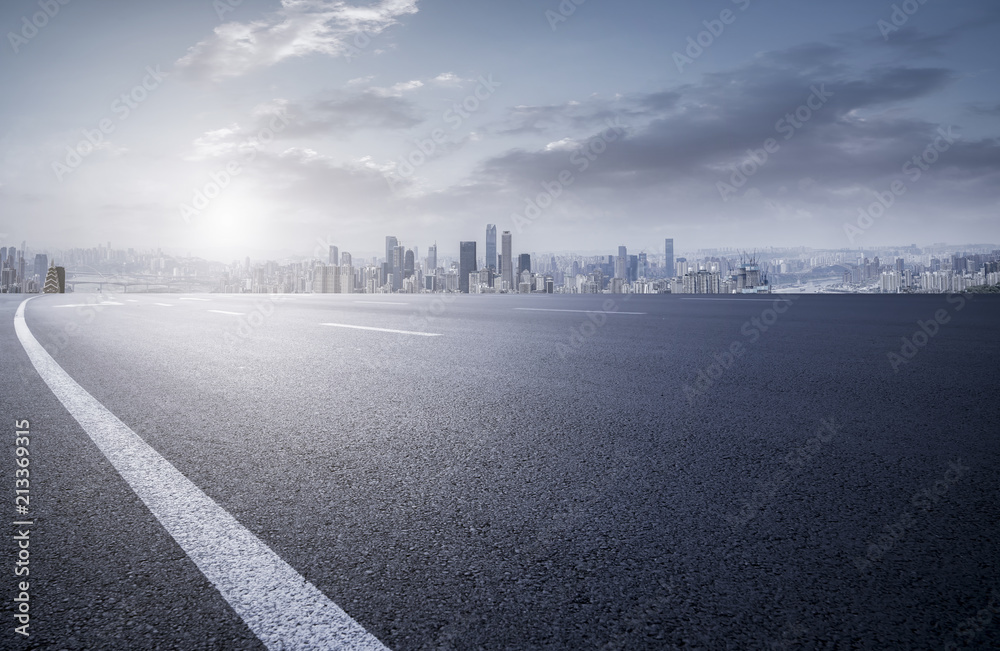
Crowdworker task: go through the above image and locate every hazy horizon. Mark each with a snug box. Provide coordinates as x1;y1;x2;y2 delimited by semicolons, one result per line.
2;0;999;262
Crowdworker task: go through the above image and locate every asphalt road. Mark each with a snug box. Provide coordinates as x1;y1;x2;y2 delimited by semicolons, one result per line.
2;292;998;650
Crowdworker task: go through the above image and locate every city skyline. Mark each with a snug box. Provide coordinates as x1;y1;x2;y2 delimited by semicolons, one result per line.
4;231;997;297
2;1;999;262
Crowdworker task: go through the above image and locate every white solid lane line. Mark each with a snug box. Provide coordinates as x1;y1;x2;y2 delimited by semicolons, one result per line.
353;301;410;305
513;307;647;315
179;297;211;301
15;298;388;651
153;303;173;307
321;323;441;337
208;310;245;315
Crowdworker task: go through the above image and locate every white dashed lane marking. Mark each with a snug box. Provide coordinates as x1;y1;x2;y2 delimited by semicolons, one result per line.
513;307;647;315
321;323;440;336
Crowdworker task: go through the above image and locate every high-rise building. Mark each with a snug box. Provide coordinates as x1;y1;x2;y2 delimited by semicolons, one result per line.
43;262;64;294
427;243;437;272
329;245;339;266
501;231;513;291
341;252;352;266
665;239;674;277
615;246;627;279
459;241;477;293
486;224;497;271
340;263;353;293
518;253;531;277
404;250;415;278
313;264;336;293
392;245;405;291
33;254;48;285
385;236;398;275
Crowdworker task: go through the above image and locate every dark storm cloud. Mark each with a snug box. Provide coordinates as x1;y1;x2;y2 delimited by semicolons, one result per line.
967;103;1000;116
460;50;992;196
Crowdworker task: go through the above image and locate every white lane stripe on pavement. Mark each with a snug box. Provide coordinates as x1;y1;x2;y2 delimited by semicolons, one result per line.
353;301;410;305
321;323;440;337
513;307;647;315
52;302;125;308
180;297;211;301
14;298;388;651
153;303;173;307
208;310;245;315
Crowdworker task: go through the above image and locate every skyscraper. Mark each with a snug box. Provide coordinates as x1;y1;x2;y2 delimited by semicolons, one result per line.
33;254;48;285
518;253;531;276
329;245;339;266
427;243;437;272
615;246;627;279
459;241;477;293
486;224;497;272
392;245;405;291
385;236;398;276
404;250;415;278
665;238;674;277
501;231;513;291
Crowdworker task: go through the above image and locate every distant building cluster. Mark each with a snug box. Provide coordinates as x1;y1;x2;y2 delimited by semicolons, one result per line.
0;242;53;293
832;251;1000;294
4;235;999;296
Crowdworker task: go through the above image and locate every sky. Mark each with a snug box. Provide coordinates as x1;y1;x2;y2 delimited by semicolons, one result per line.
1;0;998;261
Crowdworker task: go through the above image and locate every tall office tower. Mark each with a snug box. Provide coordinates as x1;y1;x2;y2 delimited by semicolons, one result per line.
33;254;48;284
501;231;513;291
486;224;497;271
459;241;477;293
665;238;674;277
637;253;647;279
518;253;531;276
392;245;405;291
404;250;415;278
329;245;339;266
385;236;398;275
615;246;627;279
427;243;437;272
341;252;352;267
628;255;638;283
0;247;7;266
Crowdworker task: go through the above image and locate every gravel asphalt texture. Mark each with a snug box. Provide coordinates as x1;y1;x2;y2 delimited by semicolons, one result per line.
1;292;998;649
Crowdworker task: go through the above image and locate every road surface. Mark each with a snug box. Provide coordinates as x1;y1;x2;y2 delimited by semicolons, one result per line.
2;292;998;649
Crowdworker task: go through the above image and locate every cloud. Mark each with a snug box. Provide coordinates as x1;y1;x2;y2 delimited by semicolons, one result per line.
432;72;461;85
174;0;419;81
491;95;662;136
186;88;423;156
370;79;423;97
410;44;1000;242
